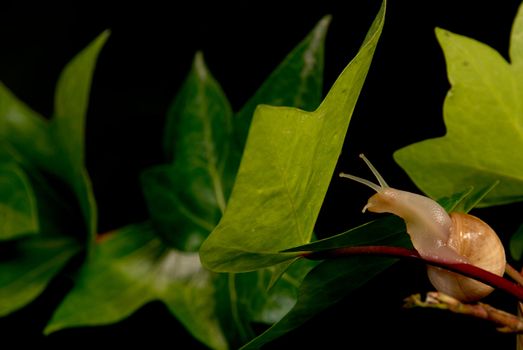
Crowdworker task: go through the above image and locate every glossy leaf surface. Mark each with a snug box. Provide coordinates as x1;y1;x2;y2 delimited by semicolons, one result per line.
395;4;523;207
200;1;386;272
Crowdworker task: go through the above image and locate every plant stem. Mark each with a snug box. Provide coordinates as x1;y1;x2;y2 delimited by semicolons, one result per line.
301;246;523;301
506;263;523;286
405;292;523;333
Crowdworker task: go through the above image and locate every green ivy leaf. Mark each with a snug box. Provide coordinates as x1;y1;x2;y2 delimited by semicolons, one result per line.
0;31;108;247
45;222;228;350
52;31;109;169
200;0;386;272
141;164;220;250
142;53;233;251
51;30;109;247
0;30;108;315
0;84;55;169
0;163;38;240
510;223;523;261
163;52;233;166
0;236;79;316
394;4;523;207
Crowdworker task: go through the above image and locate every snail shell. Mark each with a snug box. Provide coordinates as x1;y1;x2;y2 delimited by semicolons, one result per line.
341;154;506;302
427;212;506;302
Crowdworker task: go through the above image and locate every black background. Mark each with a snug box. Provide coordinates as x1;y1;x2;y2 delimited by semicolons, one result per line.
2;1;523;349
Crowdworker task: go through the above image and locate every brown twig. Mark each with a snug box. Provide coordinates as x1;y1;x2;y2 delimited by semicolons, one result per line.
405;292;523;333
506;264;523;286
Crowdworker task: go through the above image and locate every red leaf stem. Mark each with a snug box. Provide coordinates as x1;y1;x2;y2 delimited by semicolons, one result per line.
302;246;523;301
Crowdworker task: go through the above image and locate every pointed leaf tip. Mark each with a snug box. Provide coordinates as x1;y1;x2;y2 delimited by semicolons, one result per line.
193;51;209;80
510;2;523;64
52;28;110;252
434;27;448;37
148;46;233;250
313;15;332;38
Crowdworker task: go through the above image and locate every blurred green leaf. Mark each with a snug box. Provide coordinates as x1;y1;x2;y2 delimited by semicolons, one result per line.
53;31;109;169
0;31;108;247
233;15;331;153
141;165;219;250
0;236;79;316
222;15;331;211
436;187;473;213
0;30;108;315
200;0;385;272
0;83;55;169
51;30;109;247
0;162;80;315
0;164;38;240
246;259;317;325
214;260;316;348
46;223;315;349
142;53;233;251
394;4;523;207
45;222;228;350
451;181;499;213
163;52;233;166
286;216;409;253
241;255;396;349
510;223;523;261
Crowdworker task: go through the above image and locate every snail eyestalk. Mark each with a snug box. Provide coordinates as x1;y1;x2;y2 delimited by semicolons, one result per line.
359;153;389;188
339;173;382;192
339;154;388;193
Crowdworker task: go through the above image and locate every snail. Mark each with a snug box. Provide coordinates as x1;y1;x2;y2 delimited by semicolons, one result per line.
340;154;506;302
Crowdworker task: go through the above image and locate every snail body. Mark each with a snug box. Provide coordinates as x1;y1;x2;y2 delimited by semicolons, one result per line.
341;154;506;302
